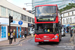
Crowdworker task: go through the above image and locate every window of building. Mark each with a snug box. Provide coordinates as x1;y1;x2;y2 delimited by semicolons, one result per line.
70;18;72;23
66;19;68;24
28;17;29;22
23;15;26;21
32;18;34;23
8;9;11;15
13;11;16;19
28;17;31;22
1;6;6;16
69;12;72;16
69;18;70;23
64;13;68;17
73;11;75;15
21;14;26;21
13;11;21;20
17;13;21;20
26;16;28;21
21;14;23;20
63;19;65;24
63;19;66;24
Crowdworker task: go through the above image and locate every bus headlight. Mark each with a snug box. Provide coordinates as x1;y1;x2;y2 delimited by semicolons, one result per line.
52;35;58;40
55;36;58;38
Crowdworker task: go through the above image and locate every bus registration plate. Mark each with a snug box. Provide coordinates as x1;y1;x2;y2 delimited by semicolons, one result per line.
44;40;49;42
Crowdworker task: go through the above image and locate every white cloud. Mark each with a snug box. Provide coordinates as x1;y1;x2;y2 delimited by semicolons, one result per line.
7;0;32;10
7;0;13;3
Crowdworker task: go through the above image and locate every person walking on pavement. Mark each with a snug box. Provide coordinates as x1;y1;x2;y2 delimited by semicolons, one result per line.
21;29;24;38
24;30;27;38
18;29;21;38
9;29;13;44
13;29;16;42
70;28;73;37
31;28;34;37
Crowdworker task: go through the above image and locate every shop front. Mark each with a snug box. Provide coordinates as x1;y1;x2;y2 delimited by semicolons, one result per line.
0;18;28;41
0;18;8;41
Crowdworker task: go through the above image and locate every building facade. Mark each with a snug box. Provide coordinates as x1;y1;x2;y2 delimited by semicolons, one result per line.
0;0;34;41
61;8;75;26
32;0;69;14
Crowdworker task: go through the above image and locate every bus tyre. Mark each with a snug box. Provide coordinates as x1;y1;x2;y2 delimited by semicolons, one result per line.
39;42;42;44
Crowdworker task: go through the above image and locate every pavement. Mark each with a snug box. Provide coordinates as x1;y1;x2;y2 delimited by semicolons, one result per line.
0;35;33;47
69;34;75;46
61;33;75;47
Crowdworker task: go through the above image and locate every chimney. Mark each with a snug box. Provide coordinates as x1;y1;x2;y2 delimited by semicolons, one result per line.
23;8;26;10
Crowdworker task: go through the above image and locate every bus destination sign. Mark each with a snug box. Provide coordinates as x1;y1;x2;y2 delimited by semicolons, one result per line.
37;18;55;21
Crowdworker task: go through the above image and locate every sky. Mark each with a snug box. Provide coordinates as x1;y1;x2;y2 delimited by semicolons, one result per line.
7;0;32;10
7;0;75;10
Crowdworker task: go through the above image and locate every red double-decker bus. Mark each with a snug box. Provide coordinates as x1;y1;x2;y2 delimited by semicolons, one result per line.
34;4;62;44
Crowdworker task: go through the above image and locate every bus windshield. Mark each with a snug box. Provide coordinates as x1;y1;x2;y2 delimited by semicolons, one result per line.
36;6;56;18
35;23;59;34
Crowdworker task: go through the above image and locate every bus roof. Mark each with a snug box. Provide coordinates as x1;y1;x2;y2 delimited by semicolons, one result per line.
35;4;57;7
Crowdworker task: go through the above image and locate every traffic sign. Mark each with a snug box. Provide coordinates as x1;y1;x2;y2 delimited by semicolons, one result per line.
18;21;23;25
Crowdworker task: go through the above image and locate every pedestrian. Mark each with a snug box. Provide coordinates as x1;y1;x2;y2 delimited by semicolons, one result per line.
13;29;16;42
21;29;24;38
70;28;73;37
18;29;21;38
31;28;34;37
73;29;75;33
24;30;27;38
9;29;13;44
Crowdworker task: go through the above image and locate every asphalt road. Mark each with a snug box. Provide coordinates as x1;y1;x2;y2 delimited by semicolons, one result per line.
0;34;75;50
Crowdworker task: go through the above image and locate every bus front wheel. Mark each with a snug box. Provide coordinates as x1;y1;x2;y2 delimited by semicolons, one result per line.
39;42;42;44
